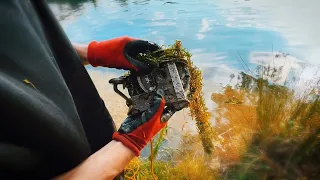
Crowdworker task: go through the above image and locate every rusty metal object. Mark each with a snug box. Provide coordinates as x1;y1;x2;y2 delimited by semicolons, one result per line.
109;59;190;115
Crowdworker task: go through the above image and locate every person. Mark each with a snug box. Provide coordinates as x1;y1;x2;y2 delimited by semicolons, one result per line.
0;0;173;179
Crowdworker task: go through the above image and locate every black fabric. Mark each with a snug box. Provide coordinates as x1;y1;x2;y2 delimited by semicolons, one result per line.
0;0;116;179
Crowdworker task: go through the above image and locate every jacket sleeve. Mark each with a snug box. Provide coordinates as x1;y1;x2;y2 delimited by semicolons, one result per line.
0;0;117;178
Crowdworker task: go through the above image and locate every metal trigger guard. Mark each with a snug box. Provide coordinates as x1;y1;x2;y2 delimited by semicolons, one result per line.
109;77;132;106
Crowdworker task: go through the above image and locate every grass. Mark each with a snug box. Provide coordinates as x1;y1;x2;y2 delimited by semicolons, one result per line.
125;153;218;180
124;41;320;179
213;67;320;179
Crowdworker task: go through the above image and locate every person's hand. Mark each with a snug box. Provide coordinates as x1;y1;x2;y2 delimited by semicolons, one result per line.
112;89;175;156
86;36;160;71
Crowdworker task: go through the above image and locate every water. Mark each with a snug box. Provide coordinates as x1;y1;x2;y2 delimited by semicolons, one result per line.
48;0;320;133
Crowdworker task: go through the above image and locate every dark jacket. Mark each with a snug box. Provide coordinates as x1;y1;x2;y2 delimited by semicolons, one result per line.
0;0;116;179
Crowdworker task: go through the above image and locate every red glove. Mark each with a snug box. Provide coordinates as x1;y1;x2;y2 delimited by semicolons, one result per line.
87;36;160;71
112;89;175;156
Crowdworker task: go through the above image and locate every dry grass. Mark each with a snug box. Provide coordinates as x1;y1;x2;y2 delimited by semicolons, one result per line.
211;69;320;179
125;154;218;180
124;64;319;179
123;41;320;179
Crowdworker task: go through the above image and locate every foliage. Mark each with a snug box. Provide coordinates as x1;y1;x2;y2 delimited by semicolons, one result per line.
125;152;218;180
148;127;168;179
127;42;320;179
212;66;320;179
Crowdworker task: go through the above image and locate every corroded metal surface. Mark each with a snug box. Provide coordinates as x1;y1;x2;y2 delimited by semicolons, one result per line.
110;59;190;115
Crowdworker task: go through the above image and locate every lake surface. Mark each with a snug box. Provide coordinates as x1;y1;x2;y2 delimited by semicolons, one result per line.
48;0;320;133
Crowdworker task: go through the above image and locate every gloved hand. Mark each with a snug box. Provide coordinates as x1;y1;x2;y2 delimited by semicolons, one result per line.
87;36;160;71
112;89;175;156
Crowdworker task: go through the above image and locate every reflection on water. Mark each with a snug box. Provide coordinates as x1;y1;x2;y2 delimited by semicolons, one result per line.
48;0;319;132
48;0;96;5
114;0;129;6
48;0;97;21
